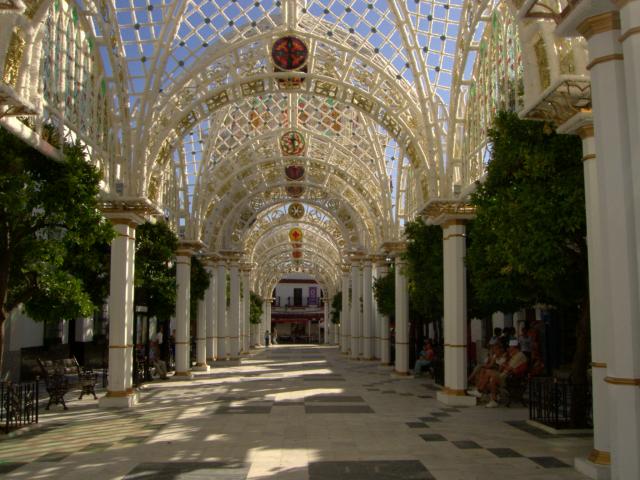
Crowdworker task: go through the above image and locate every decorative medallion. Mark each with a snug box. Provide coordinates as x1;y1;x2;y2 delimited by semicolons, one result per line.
271;36;308;71
286;185;305;197
285;164;305;180
292;250;303;259
289;227;303;242
288;202;305;219
280;130;305;156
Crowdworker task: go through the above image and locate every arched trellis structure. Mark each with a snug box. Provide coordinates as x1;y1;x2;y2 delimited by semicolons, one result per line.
5;2;640;478
249;218;342;295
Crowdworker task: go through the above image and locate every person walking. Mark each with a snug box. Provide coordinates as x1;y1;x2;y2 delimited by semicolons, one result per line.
272;327;278;345
264;330;270;348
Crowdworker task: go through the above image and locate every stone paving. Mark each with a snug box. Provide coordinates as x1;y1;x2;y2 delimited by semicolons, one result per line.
0;345;592;479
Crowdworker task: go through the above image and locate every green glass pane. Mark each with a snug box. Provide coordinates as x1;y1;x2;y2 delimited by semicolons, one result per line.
72;8;78;24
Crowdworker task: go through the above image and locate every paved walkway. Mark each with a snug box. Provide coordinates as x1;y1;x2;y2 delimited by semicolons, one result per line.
0;345;591;479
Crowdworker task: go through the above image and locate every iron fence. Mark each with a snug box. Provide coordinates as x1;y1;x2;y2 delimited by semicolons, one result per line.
0;379;39;433
529;377;592;429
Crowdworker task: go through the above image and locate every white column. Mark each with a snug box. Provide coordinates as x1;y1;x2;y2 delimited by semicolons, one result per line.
559;122;610;476
174;249;193;378
341;270;350;354
618;5;640;478
574;10;640;479
205;264;216;364
324;299;330;344
362;260;374;359
558;10;640;479
350;264;361;358
265;300;272;342
372;263;380;359
491;312;506;331
241;269;250;353
376;261;390;366
394;256;409;374
437;220;475;406
193;298;209;372
216;262;227;360
100;220;138;408
228;262;240;359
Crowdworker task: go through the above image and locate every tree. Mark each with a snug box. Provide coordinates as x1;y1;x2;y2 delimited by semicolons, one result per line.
373;266;395;319
466;111;588;384
403;220;443;323
134;221;178;323
330;293;341;324
0;127;114;373
249;292;264;324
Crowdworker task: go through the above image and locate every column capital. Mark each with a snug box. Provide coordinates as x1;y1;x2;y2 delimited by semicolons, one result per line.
340;263;351;274
556;110;595;137
421;200;475;226
0;1;26;15
176;239;206;256
382;241;407;256
99;197;163;226
219;250;244;264
556;0;620;38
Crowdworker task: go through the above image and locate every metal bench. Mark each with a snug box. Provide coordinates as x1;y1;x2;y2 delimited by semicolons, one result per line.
37;357;99;409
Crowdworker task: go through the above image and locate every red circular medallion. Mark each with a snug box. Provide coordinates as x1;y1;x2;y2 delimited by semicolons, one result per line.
286;185;305;198
272;36;309;71
285;165;305;181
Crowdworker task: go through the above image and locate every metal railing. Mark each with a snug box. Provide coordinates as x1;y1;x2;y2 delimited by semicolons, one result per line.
0;379;39;433
529;377;592;429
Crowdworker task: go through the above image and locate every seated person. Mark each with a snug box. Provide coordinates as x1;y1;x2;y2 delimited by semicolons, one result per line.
413;341;435;377
527;350;545;378
467;343;506;397
484;340;528;408
149;341;168;379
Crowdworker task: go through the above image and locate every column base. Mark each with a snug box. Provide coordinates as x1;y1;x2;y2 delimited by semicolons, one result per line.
437;389;477;406
192;364;210;372
392;370;410;377
99;391;139;408
172;370;194;380
575;455;611;480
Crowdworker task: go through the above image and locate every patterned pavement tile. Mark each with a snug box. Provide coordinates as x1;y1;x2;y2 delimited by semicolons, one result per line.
529;457;571;468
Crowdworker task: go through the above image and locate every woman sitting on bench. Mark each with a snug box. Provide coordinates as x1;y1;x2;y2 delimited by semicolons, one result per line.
413;340;435;377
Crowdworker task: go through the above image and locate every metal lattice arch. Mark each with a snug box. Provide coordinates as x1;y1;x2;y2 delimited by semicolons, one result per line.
1;0;590;279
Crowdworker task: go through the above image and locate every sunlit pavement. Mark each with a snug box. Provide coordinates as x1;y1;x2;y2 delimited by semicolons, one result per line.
0;345;591;479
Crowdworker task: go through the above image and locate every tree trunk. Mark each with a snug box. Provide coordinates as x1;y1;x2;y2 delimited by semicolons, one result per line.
569;297;591;428
0;309;7;379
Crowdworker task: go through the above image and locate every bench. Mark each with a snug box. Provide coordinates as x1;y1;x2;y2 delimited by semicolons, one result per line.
499;374;528;407
37;357;98;409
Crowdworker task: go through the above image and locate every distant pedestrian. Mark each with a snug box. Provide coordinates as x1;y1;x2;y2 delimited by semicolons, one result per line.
272;327;278;345
264;330;270;347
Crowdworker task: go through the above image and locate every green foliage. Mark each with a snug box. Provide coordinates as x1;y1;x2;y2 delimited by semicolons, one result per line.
330;293;341;324
249;292;264;324
373;266;395;318
467;111;587;314
403;220;443;322
0;127;114;375
190;256;211;319
0;127;114;325
134;221;177;321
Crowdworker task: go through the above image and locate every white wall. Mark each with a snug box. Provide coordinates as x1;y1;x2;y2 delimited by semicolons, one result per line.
274;283;323;306
7;308;44;351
